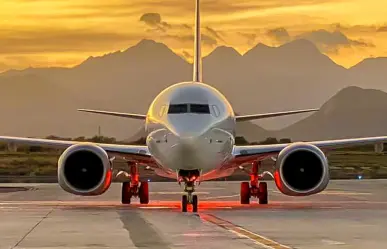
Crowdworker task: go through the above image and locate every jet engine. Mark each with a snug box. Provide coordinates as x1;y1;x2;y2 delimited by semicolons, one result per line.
58;143;113;195
274;142;329;196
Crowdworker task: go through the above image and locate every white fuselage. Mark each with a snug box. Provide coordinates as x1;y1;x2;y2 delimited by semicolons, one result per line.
145;82;236;174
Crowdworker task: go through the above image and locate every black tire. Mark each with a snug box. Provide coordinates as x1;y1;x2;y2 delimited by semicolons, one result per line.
259;182;268;204
121;182;131;204
240;181;250;204
192;195;198;212
139;182;149;204
182;195;188;212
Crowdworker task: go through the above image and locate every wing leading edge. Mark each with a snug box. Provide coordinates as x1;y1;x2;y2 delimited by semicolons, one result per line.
235;108;318;122
78;109;146;120
0;135;150;158
233;136;387;159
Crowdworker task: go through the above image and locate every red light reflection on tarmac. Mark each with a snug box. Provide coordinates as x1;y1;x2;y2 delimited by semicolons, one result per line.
2;199;387;211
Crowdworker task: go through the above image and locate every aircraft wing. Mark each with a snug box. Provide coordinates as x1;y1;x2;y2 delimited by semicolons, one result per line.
78;109;146;120
231;136;387;164
235;108;318;122
0;136;152;162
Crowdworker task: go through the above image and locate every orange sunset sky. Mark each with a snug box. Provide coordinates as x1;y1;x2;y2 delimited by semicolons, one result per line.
0;0;387;72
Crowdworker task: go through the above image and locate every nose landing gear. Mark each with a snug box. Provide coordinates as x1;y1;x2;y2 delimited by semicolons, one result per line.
240;161;269;205
178;169;200;212
181;181;198;212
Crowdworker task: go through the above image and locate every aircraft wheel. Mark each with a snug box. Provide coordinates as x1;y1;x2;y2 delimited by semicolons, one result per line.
182;195;188;212
240;181;250;204
259;182;268;204
192;195;198;212
121;182;132;204
139;182;149;204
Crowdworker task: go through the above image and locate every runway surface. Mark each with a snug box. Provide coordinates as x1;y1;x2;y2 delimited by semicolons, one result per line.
1;180;387;249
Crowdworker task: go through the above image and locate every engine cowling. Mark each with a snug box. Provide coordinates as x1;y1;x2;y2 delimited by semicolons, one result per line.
274;142;329;196
58;143;112;196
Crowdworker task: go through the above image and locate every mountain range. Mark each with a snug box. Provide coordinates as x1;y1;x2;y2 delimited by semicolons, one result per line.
1;38;387;141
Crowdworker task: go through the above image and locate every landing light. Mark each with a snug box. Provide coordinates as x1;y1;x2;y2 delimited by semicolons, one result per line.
148;179;151;182
357;175;363;180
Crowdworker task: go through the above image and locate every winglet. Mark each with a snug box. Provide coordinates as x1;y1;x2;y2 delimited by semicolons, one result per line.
193;0;202;82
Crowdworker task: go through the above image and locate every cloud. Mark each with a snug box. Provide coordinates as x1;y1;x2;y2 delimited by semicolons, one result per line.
265;27;374;54
165;34;217;47
139;12;192;35
332;23;385;34
266;27;291;43
0;62;9;72
139;13;171;32
205;26;226;43
139;12;220;46
0;29;137;54
377;26;387;32
139;13;162;26
296;30;373;53
201;34;218;46
182;24;192;30
182;51;192;59
237;32;258;46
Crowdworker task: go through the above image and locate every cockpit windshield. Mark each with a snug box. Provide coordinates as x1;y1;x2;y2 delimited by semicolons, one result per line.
168;104;210;114
190;104;210;114
168;104;188;114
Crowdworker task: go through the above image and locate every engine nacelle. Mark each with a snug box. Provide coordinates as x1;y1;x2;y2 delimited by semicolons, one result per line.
58;143;112;196
274;142;329;196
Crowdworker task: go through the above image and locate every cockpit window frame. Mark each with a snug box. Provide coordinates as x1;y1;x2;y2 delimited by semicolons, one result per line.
159;105;167;117
212;105;220;117
167;103;211;114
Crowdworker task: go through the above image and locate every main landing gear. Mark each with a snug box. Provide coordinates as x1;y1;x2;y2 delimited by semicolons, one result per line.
240;161;268;205
121;162;149;204
179;169;200;212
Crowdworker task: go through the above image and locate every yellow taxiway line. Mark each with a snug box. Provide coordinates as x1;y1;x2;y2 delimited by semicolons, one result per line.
200;213;291;249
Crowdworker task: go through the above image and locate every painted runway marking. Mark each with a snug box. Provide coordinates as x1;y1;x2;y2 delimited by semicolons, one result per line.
200;213;291;249
321;239;346;245
318;191;372;196
138;206;173;209
151;192;210;195
198;187;225;190
272;190;372;195
201;194;239;200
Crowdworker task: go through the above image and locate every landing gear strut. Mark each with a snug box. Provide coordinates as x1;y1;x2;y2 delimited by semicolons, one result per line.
181;181;198;212
179;169;200;212
240;161;268;205
121;162;149;204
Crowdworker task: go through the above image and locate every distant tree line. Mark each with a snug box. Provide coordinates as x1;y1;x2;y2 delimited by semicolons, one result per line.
235;136;291;145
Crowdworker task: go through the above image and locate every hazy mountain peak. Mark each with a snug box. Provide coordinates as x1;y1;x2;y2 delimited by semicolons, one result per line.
243;42;272;57
137;38;158;45
251;42;272;50
127;39;171;52
278;39;320;54
351;57;387;70
206;46;241;59
321;86;387;113
78;39;180;68
333;86;387;97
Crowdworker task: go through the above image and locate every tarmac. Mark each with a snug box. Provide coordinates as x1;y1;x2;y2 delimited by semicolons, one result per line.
1;179;387;249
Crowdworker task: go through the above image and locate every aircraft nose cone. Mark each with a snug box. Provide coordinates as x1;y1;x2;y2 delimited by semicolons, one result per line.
167;114;211;138
168;124;206;139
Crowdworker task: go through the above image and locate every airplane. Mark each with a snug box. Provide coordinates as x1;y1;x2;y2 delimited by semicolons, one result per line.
1;0;387;213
